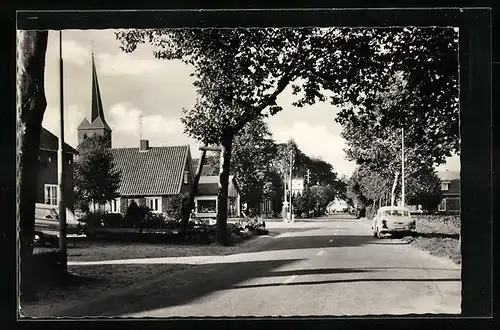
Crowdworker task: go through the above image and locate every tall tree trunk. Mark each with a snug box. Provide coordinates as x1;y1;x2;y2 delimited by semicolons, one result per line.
17;31;49;301
216;134;233;246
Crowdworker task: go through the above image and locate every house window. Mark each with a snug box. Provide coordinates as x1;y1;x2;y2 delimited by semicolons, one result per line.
146;197;162;213
83;134;88;140
183;171;189;184
438;198;447;211
44;184;58;206
197;199;217;213
441;181;450;191
106;198;121;213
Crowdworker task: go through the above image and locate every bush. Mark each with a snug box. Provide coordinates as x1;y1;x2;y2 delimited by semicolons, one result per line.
143;212;167;229
123;201;150;228
165;193;190;221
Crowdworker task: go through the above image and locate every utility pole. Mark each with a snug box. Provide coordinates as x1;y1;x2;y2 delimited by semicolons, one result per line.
401;127;405;207
57;31;67;272
283;168;288;221
289;148;293;221
307;168;310;186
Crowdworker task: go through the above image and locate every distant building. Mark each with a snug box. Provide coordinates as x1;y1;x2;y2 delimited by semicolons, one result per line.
108;143;194;214
327;198;348;213
37;127;79;210
194;175;241;218
437;170;460;213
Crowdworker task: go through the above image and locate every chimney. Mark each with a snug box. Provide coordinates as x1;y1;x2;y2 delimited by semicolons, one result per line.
139;139;149;152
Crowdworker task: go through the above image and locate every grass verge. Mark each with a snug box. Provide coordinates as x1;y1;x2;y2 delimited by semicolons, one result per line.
21;233;262;317
404;214;461;264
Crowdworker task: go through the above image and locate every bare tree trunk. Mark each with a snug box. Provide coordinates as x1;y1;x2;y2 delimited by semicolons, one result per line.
391;172;399;207
17;30;49;301
216;133;233;246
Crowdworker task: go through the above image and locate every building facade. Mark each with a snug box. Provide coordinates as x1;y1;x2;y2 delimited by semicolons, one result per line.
194;175;241;219
37;128;78;210
437;170;460;213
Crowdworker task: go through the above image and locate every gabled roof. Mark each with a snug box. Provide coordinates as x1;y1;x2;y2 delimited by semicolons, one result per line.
88;117;112;131
39;127;78;154
196;175;238;197
77;118;91;129
111;145;191;196
437;170;460;181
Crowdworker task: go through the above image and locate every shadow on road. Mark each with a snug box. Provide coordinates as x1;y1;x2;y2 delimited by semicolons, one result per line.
232;277;462;290
244;234;376;253
52;258;303;317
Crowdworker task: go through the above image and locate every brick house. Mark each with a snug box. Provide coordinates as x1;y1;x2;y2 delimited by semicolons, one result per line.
105;141;194;214
437;170;460;213
195;175;241;218
37;127;79;210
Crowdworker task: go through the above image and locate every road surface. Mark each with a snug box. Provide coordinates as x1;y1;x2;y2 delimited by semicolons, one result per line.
54;214;461;317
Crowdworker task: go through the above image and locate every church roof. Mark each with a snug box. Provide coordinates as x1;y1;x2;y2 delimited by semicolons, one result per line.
111;145;191;196
89;117;112;131
77;117;91;129
90;53;111;130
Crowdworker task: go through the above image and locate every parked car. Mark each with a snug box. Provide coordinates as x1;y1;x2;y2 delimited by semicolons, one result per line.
371;206;416;238
34;203;84;246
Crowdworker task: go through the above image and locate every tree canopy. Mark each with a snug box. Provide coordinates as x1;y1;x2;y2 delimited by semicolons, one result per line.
116;27;458;242
230;118;277;209
74;135;122;212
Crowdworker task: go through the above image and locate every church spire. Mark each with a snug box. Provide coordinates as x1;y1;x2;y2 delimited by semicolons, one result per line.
90;47;109;130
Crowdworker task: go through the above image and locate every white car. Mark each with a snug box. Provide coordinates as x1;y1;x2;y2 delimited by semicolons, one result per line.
34;203;83;246
372;206;416;239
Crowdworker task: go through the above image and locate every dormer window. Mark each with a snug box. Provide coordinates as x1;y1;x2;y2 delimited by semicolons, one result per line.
441;181;450;191
183;171;189;184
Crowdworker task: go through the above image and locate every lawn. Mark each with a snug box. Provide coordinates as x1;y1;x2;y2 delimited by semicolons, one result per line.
22;234;264;318
404;214;461;264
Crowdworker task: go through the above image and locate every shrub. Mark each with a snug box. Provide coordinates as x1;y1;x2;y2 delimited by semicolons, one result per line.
165;193;190;221
143;212;166;229
123;201;150;228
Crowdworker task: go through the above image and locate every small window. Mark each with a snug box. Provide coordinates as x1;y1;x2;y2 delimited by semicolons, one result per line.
44;184;58;206
441;182;450;191
83;134;88;140
48;157;52;163
197;199;217;213
183;171;189;184
145;197;162;213
107;198;121;213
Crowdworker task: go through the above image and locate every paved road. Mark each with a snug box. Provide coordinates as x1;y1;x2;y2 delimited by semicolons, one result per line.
55;214;461;317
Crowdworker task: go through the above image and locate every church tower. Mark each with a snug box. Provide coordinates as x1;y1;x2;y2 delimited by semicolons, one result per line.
77;49;112;148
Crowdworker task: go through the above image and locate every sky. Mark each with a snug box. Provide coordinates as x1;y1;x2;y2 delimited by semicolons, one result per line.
41;29;460;177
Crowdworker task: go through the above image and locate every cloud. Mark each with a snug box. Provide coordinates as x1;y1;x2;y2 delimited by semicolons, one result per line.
95;52;176;76
108;103;183;139
46;38;91;67
269;120;356;177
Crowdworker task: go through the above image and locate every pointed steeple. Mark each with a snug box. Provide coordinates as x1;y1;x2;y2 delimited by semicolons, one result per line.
90;49;111;131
